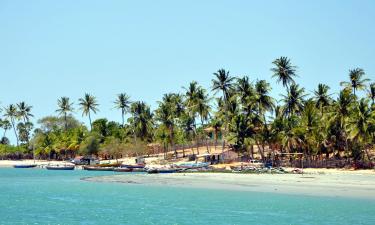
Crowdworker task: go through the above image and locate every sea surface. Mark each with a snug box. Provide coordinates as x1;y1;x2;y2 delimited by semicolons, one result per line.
0;168;374;225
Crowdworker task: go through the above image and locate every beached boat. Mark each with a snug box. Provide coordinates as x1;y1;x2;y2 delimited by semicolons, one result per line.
147;168;179;174
13;164;37;168
120;163;145;169
83;166;114;171
46;165;75;170
176;162;209;169
114;167;133;172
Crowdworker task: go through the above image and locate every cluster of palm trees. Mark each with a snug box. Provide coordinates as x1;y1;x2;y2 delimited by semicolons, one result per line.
1;56;374;162
0;102;33;147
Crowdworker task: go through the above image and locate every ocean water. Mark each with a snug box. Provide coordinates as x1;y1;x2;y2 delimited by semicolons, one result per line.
0;168;374;225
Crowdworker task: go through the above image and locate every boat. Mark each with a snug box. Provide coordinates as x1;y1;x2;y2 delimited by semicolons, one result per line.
158;169;179;174
46;165;75;170
147;168;179;174
114;167;133;172
82;166;114;171
176;162;209;169
120;163;145;169
13;164;37;168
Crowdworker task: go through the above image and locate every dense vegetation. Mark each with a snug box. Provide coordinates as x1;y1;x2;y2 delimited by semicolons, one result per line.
1;57;374;163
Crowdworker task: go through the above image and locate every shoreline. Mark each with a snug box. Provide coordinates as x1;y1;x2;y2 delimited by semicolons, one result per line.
82;171;375;200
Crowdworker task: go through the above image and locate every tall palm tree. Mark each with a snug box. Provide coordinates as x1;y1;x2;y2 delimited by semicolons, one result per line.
78;93;99;130
271;56;297;89
314;83;332;114
1;119;12;139
340;68;369;97
368;83;375;105
212;69;235;101
129;101;153;142
3;104;20;146
114;93;131;126
212;69;235;153
56;97;74;130
17;102;33;123
255;80;274;118
196;87;211;126
281;83;307;117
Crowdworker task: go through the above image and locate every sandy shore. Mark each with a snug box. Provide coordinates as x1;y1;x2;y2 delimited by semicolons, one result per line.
0;159;74;167
83;170;375;199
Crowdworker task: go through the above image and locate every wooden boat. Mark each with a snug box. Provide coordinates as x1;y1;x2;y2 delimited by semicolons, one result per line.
147;168;179;174
114;167;133;172
46;165;75;170
83;166;114;171
13;164;37;168
176;162;209;169
120;163;145;169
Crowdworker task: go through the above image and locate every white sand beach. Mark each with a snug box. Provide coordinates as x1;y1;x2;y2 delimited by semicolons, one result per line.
83;170;375;199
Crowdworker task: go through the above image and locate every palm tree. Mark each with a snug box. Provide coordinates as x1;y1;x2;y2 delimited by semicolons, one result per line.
196;87;211;126
281;83;307;117
3;104;20;146
212;69;235;101
114;93;131;126
56;97;74;130
348;98;373;160
212;69;235;153
340;68;369;97
129;101;153;142
1;119;12;139
17;102;33;122
183;81;199;132
314;83;332;114
368;83;375;105
78;93;99;130
271;56;297;89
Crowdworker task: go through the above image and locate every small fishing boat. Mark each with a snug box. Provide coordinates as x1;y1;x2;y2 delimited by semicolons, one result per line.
176;162;209;169
120;163;145;169
13;164;37;169
46;165;75;170
83;166;114;171
147;168;179;174
114;167;133;172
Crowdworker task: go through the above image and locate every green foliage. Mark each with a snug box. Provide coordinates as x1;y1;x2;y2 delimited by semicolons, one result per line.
79;135;100;156
0;57;374;163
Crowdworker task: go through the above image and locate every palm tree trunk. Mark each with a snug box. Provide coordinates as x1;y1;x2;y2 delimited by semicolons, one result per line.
11;118;19;146
88;111;92;130
64;112;68;131
121;110;125;127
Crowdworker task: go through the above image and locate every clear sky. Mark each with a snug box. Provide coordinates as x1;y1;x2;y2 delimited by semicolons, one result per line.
0;0;374;144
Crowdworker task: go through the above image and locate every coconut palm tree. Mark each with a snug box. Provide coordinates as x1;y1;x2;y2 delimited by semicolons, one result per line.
314;83;332;114
1;119;12;139
3;104;20;146
129;101;153;142
56;97;74;130
78;93;99;130
212;69;235;153
281;83;307;117
196;87;211;126
114;93;131;126
17;102;33;122
271;56;297;89
212;69;235;101
340;68;370;97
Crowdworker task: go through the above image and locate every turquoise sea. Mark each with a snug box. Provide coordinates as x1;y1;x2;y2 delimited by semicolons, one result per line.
0;168;374;225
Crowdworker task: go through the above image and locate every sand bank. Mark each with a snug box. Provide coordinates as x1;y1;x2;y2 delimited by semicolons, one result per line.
83;171;375;199
0;159;74;167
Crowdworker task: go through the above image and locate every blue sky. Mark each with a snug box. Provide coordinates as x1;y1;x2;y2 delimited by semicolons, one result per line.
0;0;374;144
